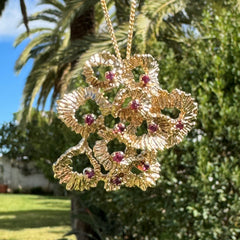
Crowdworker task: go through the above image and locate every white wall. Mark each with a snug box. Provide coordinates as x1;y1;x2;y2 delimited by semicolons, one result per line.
0;157;53;191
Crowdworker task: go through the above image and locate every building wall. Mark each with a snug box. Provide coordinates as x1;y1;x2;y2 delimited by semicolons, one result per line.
0;157;53;191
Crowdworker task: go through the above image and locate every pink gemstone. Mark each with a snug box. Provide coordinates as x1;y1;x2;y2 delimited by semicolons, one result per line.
85;114;95;125
130;100;140;110
176;120;184;130
142;75;150;85
105;71;115;81
142;163;150;171
84;169;95;179
113;152;124;163
137;162;150;171
148;123;158;132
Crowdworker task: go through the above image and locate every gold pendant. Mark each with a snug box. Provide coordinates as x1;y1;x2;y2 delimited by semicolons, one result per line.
53;52;197;191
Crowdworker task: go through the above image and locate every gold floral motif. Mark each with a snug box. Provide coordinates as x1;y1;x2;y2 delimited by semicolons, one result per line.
83;52;122;90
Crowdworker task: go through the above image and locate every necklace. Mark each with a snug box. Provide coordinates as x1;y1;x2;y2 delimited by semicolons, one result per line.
53;0;198;191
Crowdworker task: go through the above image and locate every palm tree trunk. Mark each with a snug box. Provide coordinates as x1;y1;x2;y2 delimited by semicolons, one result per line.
70;8;95;40
69;8;96;240
71;196;98;240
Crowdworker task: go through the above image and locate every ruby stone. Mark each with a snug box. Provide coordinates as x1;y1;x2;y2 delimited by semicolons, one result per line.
142;75;150;85
176;120;184;130
113;152;124;163
148;123;158;133
117;123;125;132
84;169;95;179
111;176;122;185
114;123;125;134
105;71;115;81
85;114;95;125
130;100;140;110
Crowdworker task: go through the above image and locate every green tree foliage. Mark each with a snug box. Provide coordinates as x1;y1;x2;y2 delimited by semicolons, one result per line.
0;111;79;181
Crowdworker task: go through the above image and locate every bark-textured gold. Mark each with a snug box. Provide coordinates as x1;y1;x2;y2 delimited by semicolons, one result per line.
53;0;197;191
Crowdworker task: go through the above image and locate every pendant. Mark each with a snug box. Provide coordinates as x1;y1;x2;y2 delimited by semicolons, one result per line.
53;52;197;191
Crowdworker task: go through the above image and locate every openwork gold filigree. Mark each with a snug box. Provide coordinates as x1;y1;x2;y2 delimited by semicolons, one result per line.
53;52;197;191
53;0;197;191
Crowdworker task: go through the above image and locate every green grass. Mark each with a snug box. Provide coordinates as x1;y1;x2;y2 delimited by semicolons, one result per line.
0;194;76;240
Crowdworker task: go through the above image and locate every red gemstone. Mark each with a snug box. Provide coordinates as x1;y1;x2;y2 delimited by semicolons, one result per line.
176;120;184;130
85;114;95;125
117;123;125;132
105;71;115;81
142;75;150;85
130;100;140;110
113;123;125;134
148;123;158;132
113;152;124;163
84;168;95;179
111;176;122;185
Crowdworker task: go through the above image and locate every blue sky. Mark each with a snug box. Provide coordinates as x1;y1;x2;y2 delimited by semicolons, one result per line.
0;40;32;125
0;0;49;125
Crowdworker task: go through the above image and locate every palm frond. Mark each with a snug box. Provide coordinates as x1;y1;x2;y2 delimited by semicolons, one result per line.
19;32;70;120
114;0;131;24
134;14;151;53
57;36;98;65
94;1;114;32
0;0;8;17
37;67;57;109
14;28;52;47
135;0;186;52
19;65;50;122
27;13;59;23
39;0;65;11
34;8;62;18
15;32;54;73
20;0;29;33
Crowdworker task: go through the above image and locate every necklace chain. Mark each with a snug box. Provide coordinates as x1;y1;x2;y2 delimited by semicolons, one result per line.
100;0;137;61
126;0;137;60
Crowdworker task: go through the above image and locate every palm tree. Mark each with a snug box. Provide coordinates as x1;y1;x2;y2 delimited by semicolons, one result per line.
14;0;102;123
14;0;70;122
0;0;29;32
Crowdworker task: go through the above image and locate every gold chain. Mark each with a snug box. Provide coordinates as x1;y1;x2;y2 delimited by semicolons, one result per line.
100;0;137;61
126;0;137;60
100;0;122;61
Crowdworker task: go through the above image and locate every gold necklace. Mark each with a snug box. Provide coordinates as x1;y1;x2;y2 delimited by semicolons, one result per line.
53;0;198;191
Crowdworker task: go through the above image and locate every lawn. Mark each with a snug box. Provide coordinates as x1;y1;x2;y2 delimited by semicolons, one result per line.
0;194;76;240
